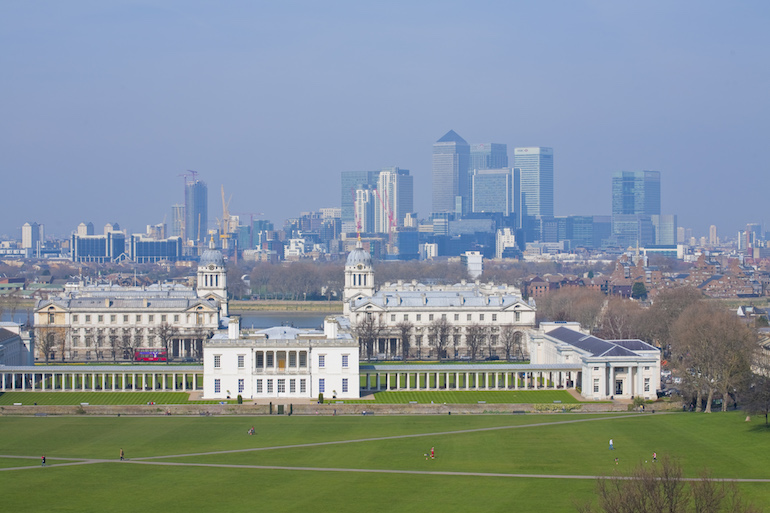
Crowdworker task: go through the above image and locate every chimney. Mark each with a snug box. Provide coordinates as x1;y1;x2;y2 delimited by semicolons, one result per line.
228;317;240;340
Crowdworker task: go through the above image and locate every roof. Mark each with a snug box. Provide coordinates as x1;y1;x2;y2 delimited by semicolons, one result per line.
352;289;529;310
547;327;654;358
0;328;19;344
199;249;225;267
436;130;468;145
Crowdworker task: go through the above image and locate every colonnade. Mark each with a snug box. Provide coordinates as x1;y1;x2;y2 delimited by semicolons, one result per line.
0;366;204;392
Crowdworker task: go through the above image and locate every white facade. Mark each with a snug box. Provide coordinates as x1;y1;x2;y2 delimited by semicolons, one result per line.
496;228;517;259
530;322;661;400
203;317;360;400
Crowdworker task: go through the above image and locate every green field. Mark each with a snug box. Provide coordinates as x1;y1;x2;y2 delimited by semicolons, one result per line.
0;391;234;405
0;412;768;512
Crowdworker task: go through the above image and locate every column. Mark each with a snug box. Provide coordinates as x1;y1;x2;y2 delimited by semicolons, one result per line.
173;373;177;391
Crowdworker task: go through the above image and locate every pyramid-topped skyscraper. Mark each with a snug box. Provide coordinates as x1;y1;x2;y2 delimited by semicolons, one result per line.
432;130;470;215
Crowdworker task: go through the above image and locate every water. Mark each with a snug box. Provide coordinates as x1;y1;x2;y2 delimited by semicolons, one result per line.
231;311;336;330
0;310;33;325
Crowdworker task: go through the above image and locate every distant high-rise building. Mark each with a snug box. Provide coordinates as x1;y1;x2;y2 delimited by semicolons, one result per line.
472;168;514;215
709;225;718;245
185;180;208;243
652;214;677;245
354;188;375;234
341;170;378;234
471;143;508;171
611;171;661;247
171;204;185;238
676;226;686;244
374;167;413;234
514;147;554;218
433;130;470;215
21;222;44;252
77;222;95;236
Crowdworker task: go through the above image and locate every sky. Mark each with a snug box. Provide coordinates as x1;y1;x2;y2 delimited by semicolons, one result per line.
1;1;769;239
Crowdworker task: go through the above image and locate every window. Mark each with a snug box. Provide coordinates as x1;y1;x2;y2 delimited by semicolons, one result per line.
214;355;221;368
278;379;286;393
644;378;650;392
266;353;274;367
454;314;459;321
429;314;434;321
319;355;325;368
214;379;221;394
342;354;349;368
299;352;307;367
300;379;307;393
342;378;348;393
644;366;650;371
238;379;244;393
403;314;409;321
161;315;167;322
479;314;485;321
85;315;91;322
173;314;179;323
467;314;472;321
515;311;521;322
72;315;79;323
492;314;497;322
416;314;421;321
256;380;263;393
319;378;325;394
110;315;116;323
98;315;104;323
123;315;128;323
391;314;396;321
290;379;296;393
593;378;599;393
237;355;245;368
135;315;142;323
267;380;274;393
148;315;154;323
256;352;264;368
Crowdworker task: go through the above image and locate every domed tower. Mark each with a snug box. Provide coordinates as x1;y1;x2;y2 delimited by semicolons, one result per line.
197;246;228;316
343;240;374;315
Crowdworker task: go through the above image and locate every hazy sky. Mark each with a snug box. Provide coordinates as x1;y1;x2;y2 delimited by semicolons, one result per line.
2;1;768;239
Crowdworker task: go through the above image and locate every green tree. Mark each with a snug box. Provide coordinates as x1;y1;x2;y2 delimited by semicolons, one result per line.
631;282;647;300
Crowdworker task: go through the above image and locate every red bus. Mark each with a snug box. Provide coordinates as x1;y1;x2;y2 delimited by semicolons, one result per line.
134;349;168;362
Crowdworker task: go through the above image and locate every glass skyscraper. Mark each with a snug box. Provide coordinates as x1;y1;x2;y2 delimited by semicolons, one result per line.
432;130;470;215
514;147;554;218
471;168;513;214
341;170;378;234
611;171;661;247
470;143;508;171
184;180;208;243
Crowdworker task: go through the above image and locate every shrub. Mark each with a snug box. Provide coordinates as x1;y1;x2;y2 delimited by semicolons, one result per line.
318;393;324;404
237;394;243;404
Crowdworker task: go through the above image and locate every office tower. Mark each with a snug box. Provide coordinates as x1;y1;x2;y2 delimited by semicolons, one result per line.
374;167;413;234
341;170;378;233
651;214;677;245
677;226;686;244
185;180;208;243
432;130;470;215
514;147;554;218
77;222;95;236
611;171;660;247
709;225;718;245
353;188;375;233
21;222;43;250
471;143;508;171
472;168;514;214
171;204;185;238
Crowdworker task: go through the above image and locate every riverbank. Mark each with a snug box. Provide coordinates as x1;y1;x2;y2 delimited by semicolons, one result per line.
230;300;342;313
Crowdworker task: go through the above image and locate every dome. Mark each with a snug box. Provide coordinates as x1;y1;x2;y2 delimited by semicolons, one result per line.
199;249;225;267
346;241;372;267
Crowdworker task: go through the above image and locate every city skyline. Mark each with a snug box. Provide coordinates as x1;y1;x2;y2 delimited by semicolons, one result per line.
2;2;769;237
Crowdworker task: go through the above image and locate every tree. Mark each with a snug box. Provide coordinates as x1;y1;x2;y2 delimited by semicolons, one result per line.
156;322;179;362
465;324;485;361
577;457;760;513
501;325;516;361
36;327;61;363
631;282;647;300
744;371;770;425
595;297;644;340
640;287;702;350
354;314;383;361
536;287;605;331
395;320;413;360
671;302;756;412
429;317;451;361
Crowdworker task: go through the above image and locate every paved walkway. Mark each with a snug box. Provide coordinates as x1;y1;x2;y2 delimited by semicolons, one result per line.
2;413;769;483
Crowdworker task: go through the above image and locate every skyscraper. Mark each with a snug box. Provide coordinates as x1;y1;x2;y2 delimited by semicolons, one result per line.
611;171;660;247
514;147;554;218
471;168;514;215
470;143;508;171
171;204;185;238
374;167;413;234
341;170;378;234
432;130;470;215
185;180;208;244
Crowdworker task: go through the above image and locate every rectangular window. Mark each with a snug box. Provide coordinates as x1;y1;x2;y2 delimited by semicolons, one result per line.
238;379;244;393
644;366;650;371
289;352;297;367
123;315;129;323
467;314;472;321
85;315;91;322
454;314;459;321
416;314;421;321
515;311;521;322
594;367;600;371
342;378;348;393
110;315;116;323
342;354;349;368
256;352;264;368
403;314;409;321
300;379;307;393
299;352;307;367
644;378;650;392
214;355;221;368
278;379;286;393
237;355;245;368
174;314;179;323
266;353;274;367
214;379;221;394
319;378;325;394
479;314;485;321
256;379;263;393
267;380;274;393
135;315;141;323
161;314;167;322
391;314;396;321
72;314;79;323
290;379;296;393
429;314;434;321
148;315;154;323
492;314;497;322
98;315;104;323
319;355;325;368
593;378;599;393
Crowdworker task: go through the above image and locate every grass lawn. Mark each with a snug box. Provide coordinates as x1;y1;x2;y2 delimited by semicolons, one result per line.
343;390;581;404
0;412;768;512
0;391;235;405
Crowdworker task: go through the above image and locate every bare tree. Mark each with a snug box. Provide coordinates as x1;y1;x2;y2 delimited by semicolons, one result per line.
537;287;605;331
395;320;413;360
501;325;516;361
595;297;645;340
429;317;451;361
36;327;61;363
641;286;702;350
744;371;770;425
354;314;384;361
466;324;485;361
156;322;179;362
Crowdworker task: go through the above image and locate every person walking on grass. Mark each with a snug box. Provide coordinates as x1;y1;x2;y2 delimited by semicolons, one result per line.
609;438;614;450
120;448;124;461
41;455;45;467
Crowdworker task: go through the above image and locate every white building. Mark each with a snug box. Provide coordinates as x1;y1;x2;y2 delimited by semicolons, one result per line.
0;323;34;366
344;241;537;359
496;228;517;259
529;322;661;400
203;317;360;401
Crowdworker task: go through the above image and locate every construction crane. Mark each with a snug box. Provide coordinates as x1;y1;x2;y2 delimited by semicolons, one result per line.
234;213;265;248
220;185;233;249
